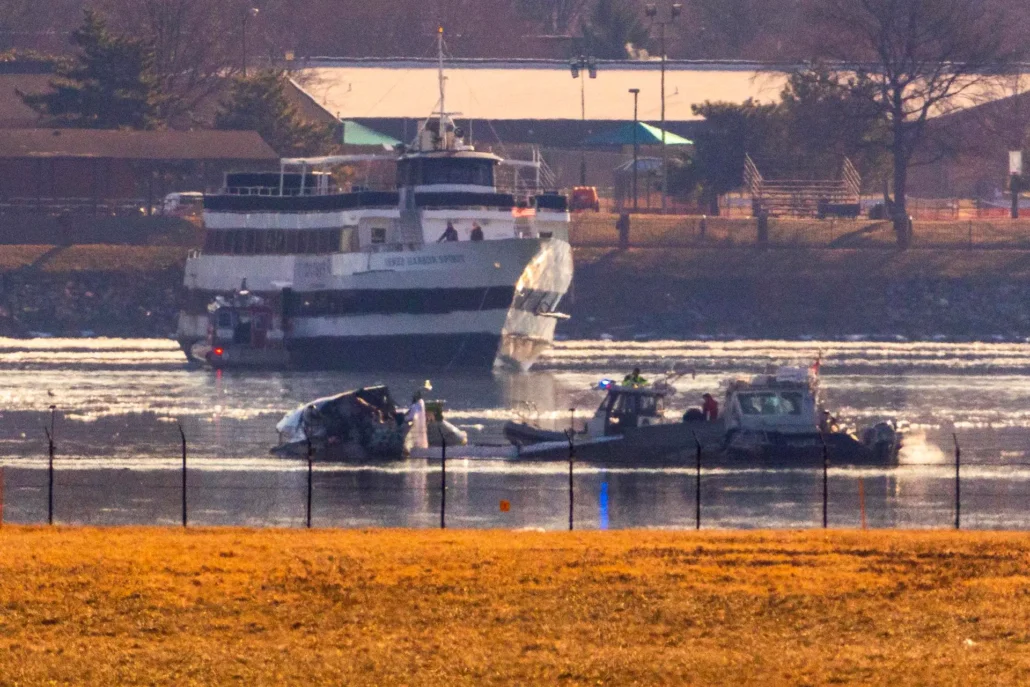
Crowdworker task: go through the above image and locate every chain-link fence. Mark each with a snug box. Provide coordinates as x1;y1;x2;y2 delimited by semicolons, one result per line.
4;431;1030;531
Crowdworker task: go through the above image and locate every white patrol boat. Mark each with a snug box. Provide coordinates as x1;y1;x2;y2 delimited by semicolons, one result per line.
176;31;571;370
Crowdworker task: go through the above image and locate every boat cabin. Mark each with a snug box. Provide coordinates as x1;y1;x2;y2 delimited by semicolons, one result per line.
206;292;284;351
587;384;669;437
722;367;820;435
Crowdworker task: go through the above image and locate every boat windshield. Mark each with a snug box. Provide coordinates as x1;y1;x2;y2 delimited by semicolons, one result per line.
608;392;662;416
738;391;804;416
397;157;495;187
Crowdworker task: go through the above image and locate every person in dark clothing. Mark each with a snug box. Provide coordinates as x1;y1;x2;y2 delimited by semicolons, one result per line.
702;393;720;421
616;213;630;249
470;222;484;241
438;222;458;242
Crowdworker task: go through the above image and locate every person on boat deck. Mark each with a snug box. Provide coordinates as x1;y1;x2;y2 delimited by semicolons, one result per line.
438;222;459;242
623;368;648;387
470;222;484;241
702;393;720;421
406;391;429;449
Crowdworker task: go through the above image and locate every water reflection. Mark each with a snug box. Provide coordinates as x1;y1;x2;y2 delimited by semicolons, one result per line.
3;337;1030;529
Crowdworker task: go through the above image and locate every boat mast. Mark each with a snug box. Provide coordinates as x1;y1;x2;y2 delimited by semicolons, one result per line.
437;26;445;120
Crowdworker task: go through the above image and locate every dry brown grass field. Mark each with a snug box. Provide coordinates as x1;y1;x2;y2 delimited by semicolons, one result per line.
1;528;1029;685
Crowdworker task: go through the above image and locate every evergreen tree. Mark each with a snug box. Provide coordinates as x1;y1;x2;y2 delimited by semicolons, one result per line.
215;71;333;157
579;0;650;59
22;9;159;129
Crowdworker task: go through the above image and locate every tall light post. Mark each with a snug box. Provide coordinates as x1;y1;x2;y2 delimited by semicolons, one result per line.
645;3;682;213
242;7;259;77
569;55;598;186
629;88;640;212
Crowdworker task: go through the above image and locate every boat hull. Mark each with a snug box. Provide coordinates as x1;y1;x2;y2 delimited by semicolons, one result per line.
509;421;901;467
177;238;572;370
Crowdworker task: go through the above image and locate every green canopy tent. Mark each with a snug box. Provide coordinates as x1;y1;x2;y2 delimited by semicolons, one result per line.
581;122;692;147
340;120;401;149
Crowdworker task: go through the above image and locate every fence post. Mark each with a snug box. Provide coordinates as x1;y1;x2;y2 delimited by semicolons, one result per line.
46;405;55;526
953;433;961;530
565;430;575;531
859;478;867;530
306;438;313;529
693;433;702;530
820;433;829;529
178;423;187;528
440;430;447;530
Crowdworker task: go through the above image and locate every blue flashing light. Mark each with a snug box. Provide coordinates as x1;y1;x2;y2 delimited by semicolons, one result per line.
598;378;614;390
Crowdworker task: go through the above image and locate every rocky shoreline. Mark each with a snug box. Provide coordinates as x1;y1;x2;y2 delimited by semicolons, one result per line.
3;246;1030;342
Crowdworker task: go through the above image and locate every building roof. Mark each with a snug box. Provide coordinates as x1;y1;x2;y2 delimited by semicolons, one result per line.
0;129;279;160
292;58;790;123
341;120;400;147
583;121;693;146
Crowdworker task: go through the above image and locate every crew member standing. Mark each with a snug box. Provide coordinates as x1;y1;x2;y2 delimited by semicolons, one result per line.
438;221;458;242
702;393;720;421
406;391;429;449
470;222;484;241
623;367;647;387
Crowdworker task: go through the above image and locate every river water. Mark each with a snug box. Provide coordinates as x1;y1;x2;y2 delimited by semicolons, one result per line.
2;337;1030;530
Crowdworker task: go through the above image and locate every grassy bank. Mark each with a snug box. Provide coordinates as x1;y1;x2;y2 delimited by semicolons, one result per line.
571;213;1030;249
1;528;1030;685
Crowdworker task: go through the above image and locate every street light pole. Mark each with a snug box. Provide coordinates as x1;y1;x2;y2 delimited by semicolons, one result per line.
646;3;681;213
242;7;259;77
630;88;640;212
569;55;598;186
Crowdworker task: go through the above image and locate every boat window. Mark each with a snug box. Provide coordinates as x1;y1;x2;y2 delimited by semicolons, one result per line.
371;227;387;244
613;393;638;414
244;230;257;254
269;230;286;254
285;230;298;253
637;394;658;416
739;392;774;415
738;392;802;415
420;158;495;187
779;392;804;415
216;311;233;327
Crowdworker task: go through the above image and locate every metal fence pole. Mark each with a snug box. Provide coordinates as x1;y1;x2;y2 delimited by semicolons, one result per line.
693;433;701;530
306;438;313;529
565;430;575;531
178;423;187;528
46;405;55;526
820;433;829;529
440;431;447;530
954;433;961;530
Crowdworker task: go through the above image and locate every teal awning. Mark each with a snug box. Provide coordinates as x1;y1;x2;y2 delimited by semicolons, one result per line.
582;122;692;147
341;120;400;148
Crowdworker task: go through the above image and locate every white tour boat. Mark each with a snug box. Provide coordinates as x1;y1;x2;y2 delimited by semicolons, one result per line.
176;32;572;370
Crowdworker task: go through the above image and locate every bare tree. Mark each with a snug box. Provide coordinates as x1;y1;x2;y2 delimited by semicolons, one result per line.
95;0;242;128
814;0;1023;246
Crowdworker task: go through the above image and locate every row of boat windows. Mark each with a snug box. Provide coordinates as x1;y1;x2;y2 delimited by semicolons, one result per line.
396;158;495;187
202;229;362;255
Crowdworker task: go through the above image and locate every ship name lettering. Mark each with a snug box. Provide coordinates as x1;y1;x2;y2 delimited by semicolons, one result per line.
393;254;466;266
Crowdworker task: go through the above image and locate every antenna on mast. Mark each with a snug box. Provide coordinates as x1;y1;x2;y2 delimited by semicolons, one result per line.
437;26;445;118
